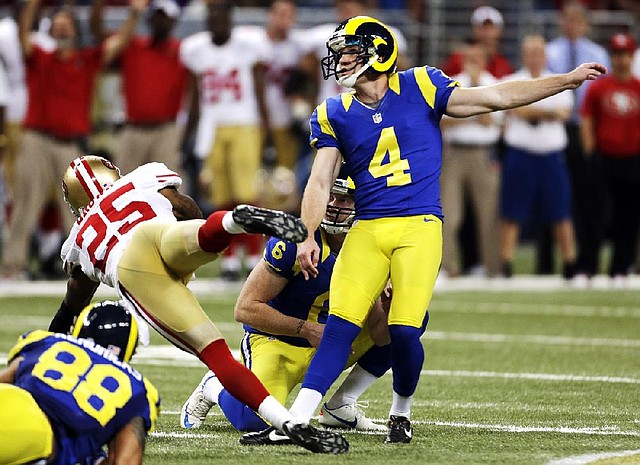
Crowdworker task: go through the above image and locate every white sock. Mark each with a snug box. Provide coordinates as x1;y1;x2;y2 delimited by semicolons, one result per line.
325;365;377;409
288;388;323;424
222;211;244;234
389;391;412;418
257;395;293;430
201;371;223;404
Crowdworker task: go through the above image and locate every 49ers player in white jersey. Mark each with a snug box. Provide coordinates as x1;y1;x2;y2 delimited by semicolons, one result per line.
49;155;349;454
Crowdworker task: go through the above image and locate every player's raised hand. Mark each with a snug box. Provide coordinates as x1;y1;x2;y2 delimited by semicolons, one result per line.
297;236;320;280
566;62;607;89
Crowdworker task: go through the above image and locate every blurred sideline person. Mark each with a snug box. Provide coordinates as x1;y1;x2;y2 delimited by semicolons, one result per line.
180;0;272;280
181;178;405;442
579;33;640;287
441;6;513;79
1;0;145;280
545;1;610;277
499;35;577;279
440;41;501;278
49;155;348;454
289;16;605;444
0;301;160;465
93;0;188;179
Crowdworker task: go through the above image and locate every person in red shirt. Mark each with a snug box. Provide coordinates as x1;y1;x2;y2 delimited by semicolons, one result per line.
0;0;146;280
96;0;188;178
579;33;640;286
440;6;514;79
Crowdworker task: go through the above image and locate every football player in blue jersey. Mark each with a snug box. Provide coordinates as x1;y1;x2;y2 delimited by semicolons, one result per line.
290;16;607;444
0;301;159;465
180;177;421;444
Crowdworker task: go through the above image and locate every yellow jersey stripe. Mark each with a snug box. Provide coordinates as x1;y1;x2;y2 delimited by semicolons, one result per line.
8;330;50;362
340;92;354;112
317;101;337;139
389;73;400;94
414;67;436;109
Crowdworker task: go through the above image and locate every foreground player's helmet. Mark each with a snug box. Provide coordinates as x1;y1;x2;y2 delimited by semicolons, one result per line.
321;15;398;88
321;177;356;235
62;155;121;217
72;301;139;363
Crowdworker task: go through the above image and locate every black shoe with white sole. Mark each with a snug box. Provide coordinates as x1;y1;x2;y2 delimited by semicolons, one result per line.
385;415;412;443
239;426;293;446
282;421;349;454
232;205;308;243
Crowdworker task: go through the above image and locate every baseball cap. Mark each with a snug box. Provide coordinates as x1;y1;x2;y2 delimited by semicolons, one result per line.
150;0;181;19
609;33;636;53
471;6;504;27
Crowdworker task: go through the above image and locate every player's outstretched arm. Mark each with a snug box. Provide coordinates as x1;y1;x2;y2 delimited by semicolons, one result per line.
105;416;146;465
445;62;607;118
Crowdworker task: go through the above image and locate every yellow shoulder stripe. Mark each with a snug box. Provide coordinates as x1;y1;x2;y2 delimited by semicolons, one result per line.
389;73;400;94
8;330;51;362
414;67;436;109
317;101;336;139
340;92;354;112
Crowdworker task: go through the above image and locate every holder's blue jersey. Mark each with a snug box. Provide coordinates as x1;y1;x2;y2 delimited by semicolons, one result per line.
244;229;335;347
310;66;459;219
7;331;160;465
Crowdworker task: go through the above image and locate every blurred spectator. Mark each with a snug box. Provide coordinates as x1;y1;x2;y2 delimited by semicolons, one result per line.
441;6;514;79
96;0;188;179
0;2;54;201
179;0;271;279
633;46;640;78
499;36;577;279
440;41;501;278
545;0;610;278
0;0;145;280
579;33;640;287
245;0;305;171
0;64;8;230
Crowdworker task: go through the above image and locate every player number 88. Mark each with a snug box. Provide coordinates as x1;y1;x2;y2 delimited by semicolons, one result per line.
32;341;132;426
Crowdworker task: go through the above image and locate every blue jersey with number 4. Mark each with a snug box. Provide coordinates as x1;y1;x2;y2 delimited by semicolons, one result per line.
244;229;335;347
309;66;459;220
8;331;160;465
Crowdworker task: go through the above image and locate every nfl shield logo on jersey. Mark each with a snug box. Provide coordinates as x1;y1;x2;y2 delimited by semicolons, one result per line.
372;113;383;124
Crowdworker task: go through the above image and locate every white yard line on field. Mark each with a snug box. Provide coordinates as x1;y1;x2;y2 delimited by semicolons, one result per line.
546;449;640;464
155;412;640;438
425;331;640;347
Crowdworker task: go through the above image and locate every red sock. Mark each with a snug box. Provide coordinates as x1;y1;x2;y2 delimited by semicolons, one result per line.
199;339;269;411
198;211;233;253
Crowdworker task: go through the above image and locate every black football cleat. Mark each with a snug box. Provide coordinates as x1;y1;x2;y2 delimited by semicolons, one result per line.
232;205;308;243
281;421;349;454
239;426;293;446
385;415;412;443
